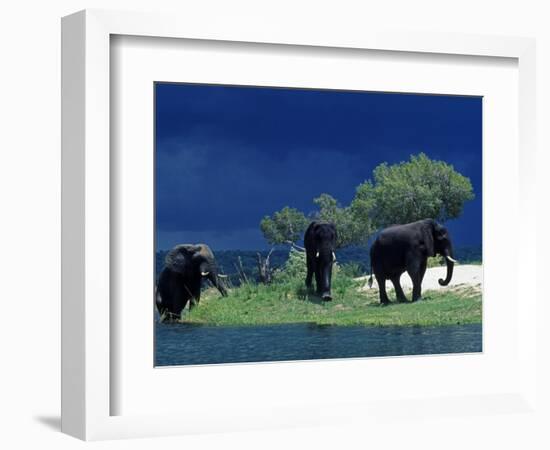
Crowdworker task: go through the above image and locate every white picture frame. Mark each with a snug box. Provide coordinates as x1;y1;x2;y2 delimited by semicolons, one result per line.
61;9;537;441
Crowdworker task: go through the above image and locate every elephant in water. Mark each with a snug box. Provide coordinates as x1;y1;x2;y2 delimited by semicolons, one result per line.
156;243;227;319
368;219;457;304
304;221;337;301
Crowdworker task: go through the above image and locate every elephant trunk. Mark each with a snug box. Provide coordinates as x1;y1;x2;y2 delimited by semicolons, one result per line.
317;247;334;300
322;270;331;299
201;262;227;297
438;250;455;286
214;274;228;297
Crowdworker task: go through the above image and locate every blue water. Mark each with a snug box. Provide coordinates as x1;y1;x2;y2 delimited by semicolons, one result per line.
155;323;482;366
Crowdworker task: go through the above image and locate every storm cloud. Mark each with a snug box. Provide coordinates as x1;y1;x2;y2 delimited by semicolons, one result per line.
155;83;482;251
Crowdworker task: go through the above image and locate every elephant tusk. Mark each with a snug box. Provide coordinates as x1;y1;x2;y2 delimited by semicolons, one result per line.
332;252;336;261
201;271;210;276
316;251;319;258
446;256;458;263
217;274;228;278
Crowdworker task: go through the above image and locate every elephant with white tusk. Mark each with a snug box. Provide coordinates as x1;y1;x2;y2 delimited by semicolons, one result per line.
367;219;457;304
305;221;337;301
156;243;227;319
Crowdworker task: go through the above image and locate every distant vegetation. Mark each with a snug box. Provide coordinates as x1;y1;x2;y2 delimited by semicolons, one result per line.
156;244;482;285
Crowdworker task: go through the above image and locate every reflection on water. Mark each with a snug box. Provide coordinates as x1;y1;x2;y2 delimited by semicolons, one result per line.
155;323;482;366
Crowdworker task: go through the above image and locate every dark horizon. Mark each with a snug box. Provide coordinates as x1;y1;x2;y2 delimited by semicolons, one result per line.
155;83;482;252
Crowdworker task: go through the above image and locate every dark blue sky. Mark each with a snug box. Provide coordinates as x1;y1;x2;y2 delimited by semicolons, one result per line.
155;83;482;251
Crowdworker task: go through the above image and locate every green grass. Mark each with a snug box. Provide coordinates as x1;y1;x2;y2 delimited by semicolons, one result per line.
178;274;482;327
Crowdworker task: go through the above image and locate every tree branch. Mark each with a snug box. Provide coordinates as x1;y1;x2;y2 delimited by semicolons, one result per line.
285;240;306;252
256;247;275;284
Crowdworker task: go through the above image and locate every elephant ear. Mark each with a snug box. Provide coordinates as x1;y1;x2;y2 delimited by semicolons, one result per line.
433;222;448;242
324;222;337;248
421;220;436;257
165;245;194;274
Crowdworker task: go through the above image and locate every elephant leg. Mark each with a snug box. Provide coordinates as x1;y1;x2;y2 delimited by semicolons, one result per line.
375;274;390;305
158;270;184;321
305;255;315;291
390;276;408;303
176;296;190;318
411;280;421;302
314;264;322;294
172;284;191;319
184;279;201;310
155;285;165;317
407;258;425;302
413;259;428;301
188;289;201;309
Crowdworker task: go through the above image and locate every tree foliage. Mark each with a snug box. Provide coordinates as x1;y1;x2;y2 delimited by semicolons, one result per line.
260;207;309;245
353;153;474;228
259;153;475;249
313;194;373;249
273;246;308;282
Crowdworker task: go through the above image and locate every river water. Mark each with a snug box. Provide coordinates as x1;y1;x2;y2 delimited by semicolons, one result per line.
155;322;482;366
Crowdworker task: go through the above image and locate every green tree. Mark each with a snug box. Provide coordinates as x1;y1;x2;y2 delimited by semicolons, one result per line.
313;193;373;249
353;153;474;228
260;207;309;245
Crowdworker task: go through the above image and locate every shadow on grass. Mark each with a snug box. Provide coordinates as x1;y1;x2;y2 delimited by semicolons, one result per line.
365;294;435;308
296;288;333;305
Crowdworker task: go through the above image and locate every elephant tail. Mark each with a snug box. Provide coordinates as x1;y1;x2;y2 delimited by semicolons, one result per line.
367;264;373;288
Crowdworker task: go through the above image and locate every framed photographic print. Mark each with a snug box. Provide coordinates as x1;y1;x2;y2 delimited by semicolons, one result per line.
153;82;483;368
62;9;538;441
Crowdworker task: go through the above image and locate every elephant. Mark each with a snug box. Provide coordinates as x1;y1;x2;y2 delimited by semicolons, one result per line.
367;219;457;304
304;221;337;301
155;243;227;319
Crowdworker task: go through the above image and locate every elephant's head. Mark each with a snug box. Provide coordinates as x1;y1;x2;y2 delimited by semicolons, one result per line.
165;244;227;297
192;244;228;297
424;220;457;286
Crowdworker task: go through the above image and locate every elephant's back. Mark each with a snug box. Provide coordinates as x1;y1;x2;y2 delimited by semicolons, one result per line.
372;228;418;264
377;224;422;246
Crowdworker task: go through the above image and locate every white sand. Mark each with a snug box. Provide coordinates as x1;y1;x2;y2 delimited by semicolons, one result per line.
357;264;482;293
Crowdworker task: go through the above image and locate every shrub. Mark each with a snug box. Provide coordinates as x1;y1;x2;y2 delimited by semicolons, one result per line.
338;262;364;278
273;247;307;282
427;256;445;268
